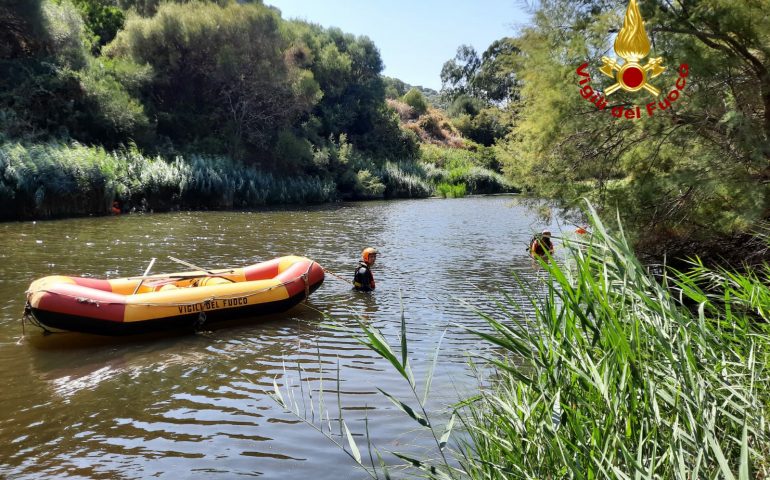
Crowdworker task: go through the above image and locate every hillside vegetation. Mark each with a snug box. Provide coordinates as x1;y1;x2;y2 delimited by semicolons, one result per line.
0;0;514;219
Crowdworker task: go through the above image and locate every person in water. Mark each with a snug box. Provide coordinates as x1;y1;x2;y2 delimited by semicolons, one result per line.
530;229;554;259
353;247;377;291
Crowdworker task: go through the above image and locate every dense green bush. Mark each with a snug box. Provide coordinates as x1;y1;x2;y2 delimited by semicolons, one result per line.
71;0;126;51
352;169;386;199
106;1;311;157
447;94;485;117
43;0;90;69
451;108;508;147
435;182;466;198
418;143;516;195
402;88;428;116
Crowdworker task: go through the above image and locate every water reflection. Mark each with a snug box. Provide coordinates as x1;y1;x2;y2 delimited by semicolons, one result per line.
0;197;564;479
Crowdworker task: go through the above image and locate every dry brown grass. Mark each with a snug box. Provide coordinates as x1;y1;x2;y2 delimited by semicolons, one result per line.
394;105;464;148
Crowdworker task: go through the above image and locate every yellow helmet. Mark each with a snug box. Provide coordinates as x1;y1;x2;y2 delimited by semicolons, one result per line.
361;247;378;263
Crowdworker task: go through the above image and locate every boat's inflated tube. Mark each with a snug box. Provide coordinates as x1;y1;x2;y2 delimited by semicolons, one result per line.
25;256;324;336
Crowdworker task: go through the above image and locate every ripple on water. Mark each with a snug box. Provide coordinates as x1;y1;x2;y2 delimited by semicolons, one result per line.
0;197;566;479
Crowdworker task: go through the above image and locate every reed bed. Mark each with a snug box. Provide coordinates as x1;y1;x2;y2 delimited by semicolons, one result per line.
380;161;433;198
0;141;337;218
456;206;770;478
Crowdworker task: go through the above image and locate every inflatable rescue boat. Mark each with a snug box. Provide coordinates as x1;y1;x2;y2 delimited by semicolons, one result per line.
24;256;324;336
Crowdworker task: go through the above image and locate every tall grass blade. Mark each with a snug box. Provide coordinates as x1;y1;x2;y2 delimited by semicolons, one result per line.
272;378;285;408
739;421;749;480
342;420;362;464
423;329;447;404
377;387;430;427
391;452;452;479
439;413;456;451
356;320;414;388
708;432;736;480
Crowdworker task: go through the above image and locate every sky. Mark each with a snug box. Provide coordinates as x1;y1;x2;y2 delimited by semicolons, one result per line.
264;0;531;91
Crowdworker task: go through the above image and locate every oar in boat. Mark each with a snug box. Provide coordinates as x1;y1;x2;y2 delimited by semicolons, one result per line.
167;256;236;282
132;257;157;295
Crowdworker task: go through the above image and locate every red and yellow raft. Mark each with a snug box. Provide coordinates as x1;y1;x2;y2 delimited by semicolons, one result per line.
25;256;324;336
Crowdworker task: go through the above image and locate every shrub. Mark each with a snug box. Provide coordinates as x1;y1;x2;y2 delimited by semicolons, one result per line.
352;169;386;199
274;129;314;173
381;161;432;198
402;88;428;116
435;182;466;198
418;114;445;139
386;98;414;122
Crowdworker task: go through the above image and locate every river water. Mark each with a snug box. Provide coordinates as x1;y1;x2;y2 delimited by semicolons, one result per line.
0;196;564;479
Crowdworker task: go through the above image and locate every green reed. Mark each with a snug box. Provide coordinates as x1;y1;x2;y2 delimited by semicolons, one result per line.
0;141;337;218
436;182;467;198
455;204;770;479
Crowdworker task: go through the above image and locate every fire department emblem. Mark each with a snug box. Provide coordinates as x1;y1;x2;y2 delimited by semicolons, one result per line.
600;0;665;96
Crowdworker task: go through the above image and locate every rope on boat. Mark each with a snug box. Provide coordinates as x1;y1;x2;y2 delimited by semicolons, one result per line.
301;261;314;301
322;268;352;285
22;301;52;335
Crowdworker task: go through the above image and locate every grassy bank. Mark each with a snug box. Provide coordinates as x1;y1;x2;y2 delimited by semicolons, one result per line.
0;141;339;219
0;141;517;220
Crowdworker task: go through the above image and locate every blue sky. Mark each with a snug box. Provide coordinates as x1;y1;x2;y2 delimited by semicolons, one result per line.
264;1;530;91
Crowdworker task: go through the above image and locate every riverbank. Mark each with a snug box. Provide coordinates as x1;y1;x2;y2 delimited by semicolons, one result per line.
0;141;517;221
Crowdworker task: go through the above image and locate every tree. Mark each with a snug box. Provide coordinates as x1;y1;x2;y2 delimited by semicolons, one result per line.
474;38;520;104
383;76;408;99
285;22;413;158
0;0;147;145
106;1;318;159
642;0;770;180
440;45;481;100
499;0;770;258
71;0;125;50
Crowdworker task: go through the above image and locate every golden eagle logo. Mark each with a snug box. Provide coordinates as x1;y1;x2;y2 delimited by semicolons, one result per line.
600;0;665;96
